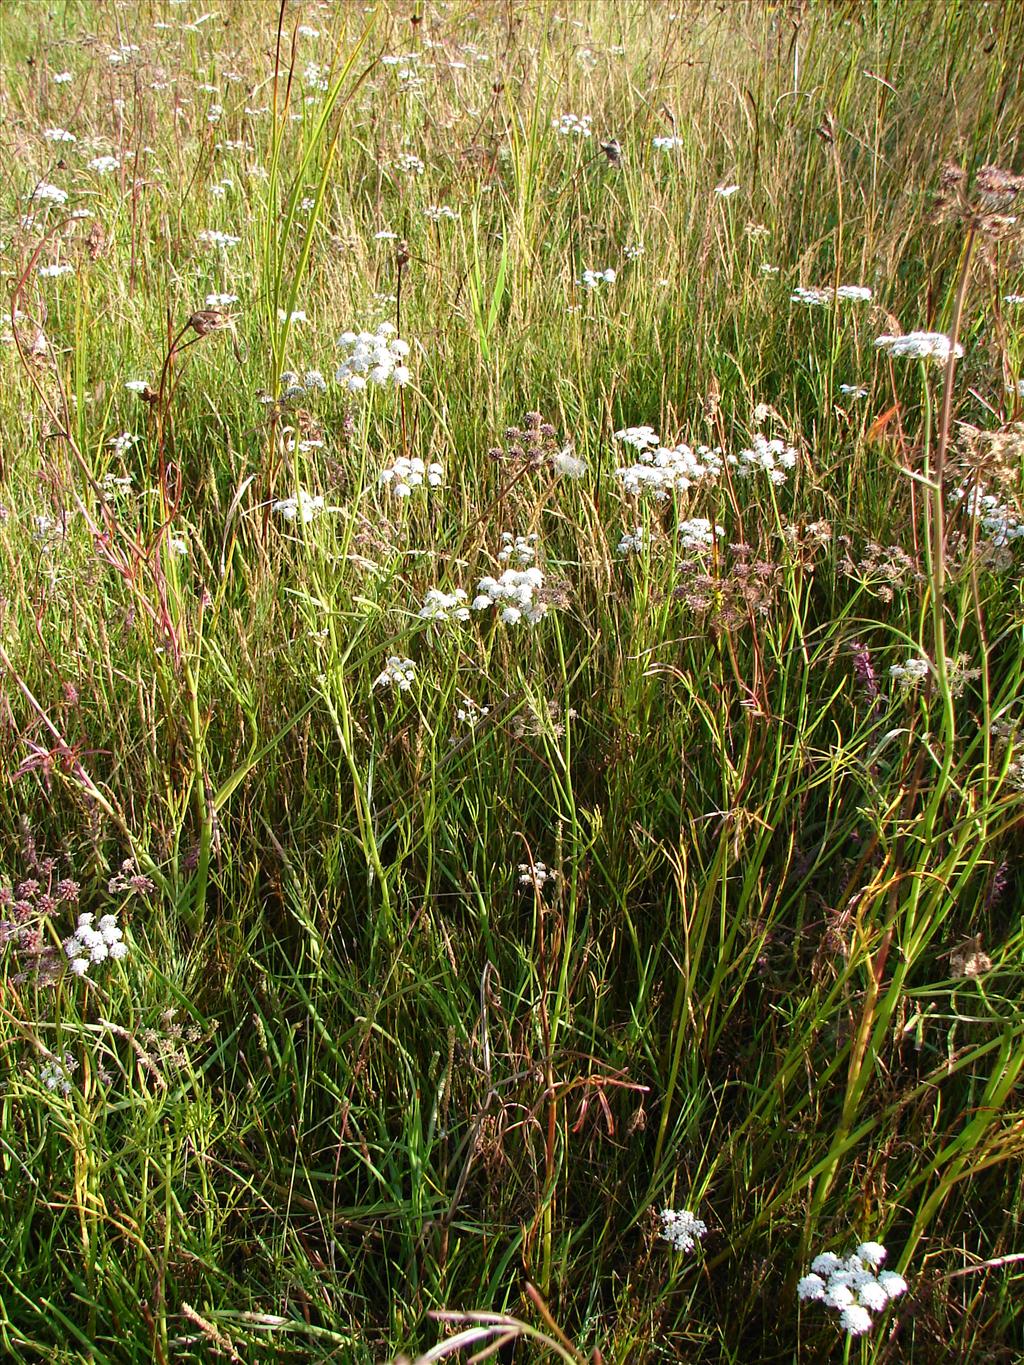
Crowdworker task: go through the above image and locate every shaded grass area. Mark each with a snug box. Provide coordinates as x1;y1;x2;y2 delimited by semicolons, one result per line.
1;0;1024;1359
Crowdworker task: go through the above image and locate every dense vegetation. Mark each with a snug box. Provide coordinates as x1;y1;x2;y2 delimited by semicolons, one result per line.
2;1;1024;1359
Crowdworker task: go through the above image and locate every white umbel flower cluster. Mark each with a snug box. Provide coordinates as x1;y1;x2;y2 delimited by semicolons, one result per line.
614;425;660;452
730;434;798;486
39;1052;78;1095
272;489;324;524
472;568;547;625
379;456;443;497
30;182;68;205
791;284;872;305
393;152;425;175
875;331;963;363
614;430;724;499
498;533;538;566
678;518;724;551
652;135;685;151
659;1208;708;1254
63;911;128;978
518;861;558;891
951;485;1024;547
889;655;929;688
617;525;647;556
798;1243;907;1337
419;588;470;622
374;656;417;691
553;113;591;137
197;229;241;248
581;267;616;289
336;323;412;392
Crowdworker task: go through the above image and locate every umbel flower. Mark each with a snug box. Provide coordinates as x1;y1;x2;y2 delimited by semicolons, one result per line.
374;657;416;691
472;568;547;625
336;323;412;391
875;331;963;364
379;456;443;498
63;911;128;978
798;1242;908;1337
659;1208;707;1253
613;428;724;498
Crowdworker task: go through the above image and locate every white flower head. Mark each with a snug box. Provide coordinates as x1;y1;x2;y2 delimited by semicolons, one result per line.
877;1271;907;1299
875;331;963;363
678;518;724;551
797;1274;826;1301
379;456;441;497
419;588;470;622
617;525;646;556
337;324;414;392
659;1208;708;1254
374;656;416;691
839;1305;873;1336
272;489;324;524
581;266;616;289
471;567;548;625
856;1242;887;1268
554;113;592;137
889;656;929;688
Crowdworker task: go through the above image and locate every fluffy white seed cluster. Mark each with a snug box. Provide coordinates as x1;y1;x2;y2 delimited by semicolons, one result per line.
875;331;963;363
273;489;324;524
889;656;929;688
730;434;798;485
336;323;412;392
614;431;725;499
553;113;591;137
63;911;128;977
951;485;1024;547
581;267;616;289
498;532;538;565
374;656;417;691
678;518;724;550
659;1208;708;1253
379;456;443;497
419;588;470;622
798;1244;907;1337
519;861;557;891
472;568;547;625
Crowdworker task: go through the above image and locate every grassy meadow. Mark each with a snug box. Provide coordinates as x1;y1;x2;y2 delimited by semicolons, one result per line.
3;0;1024;1359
